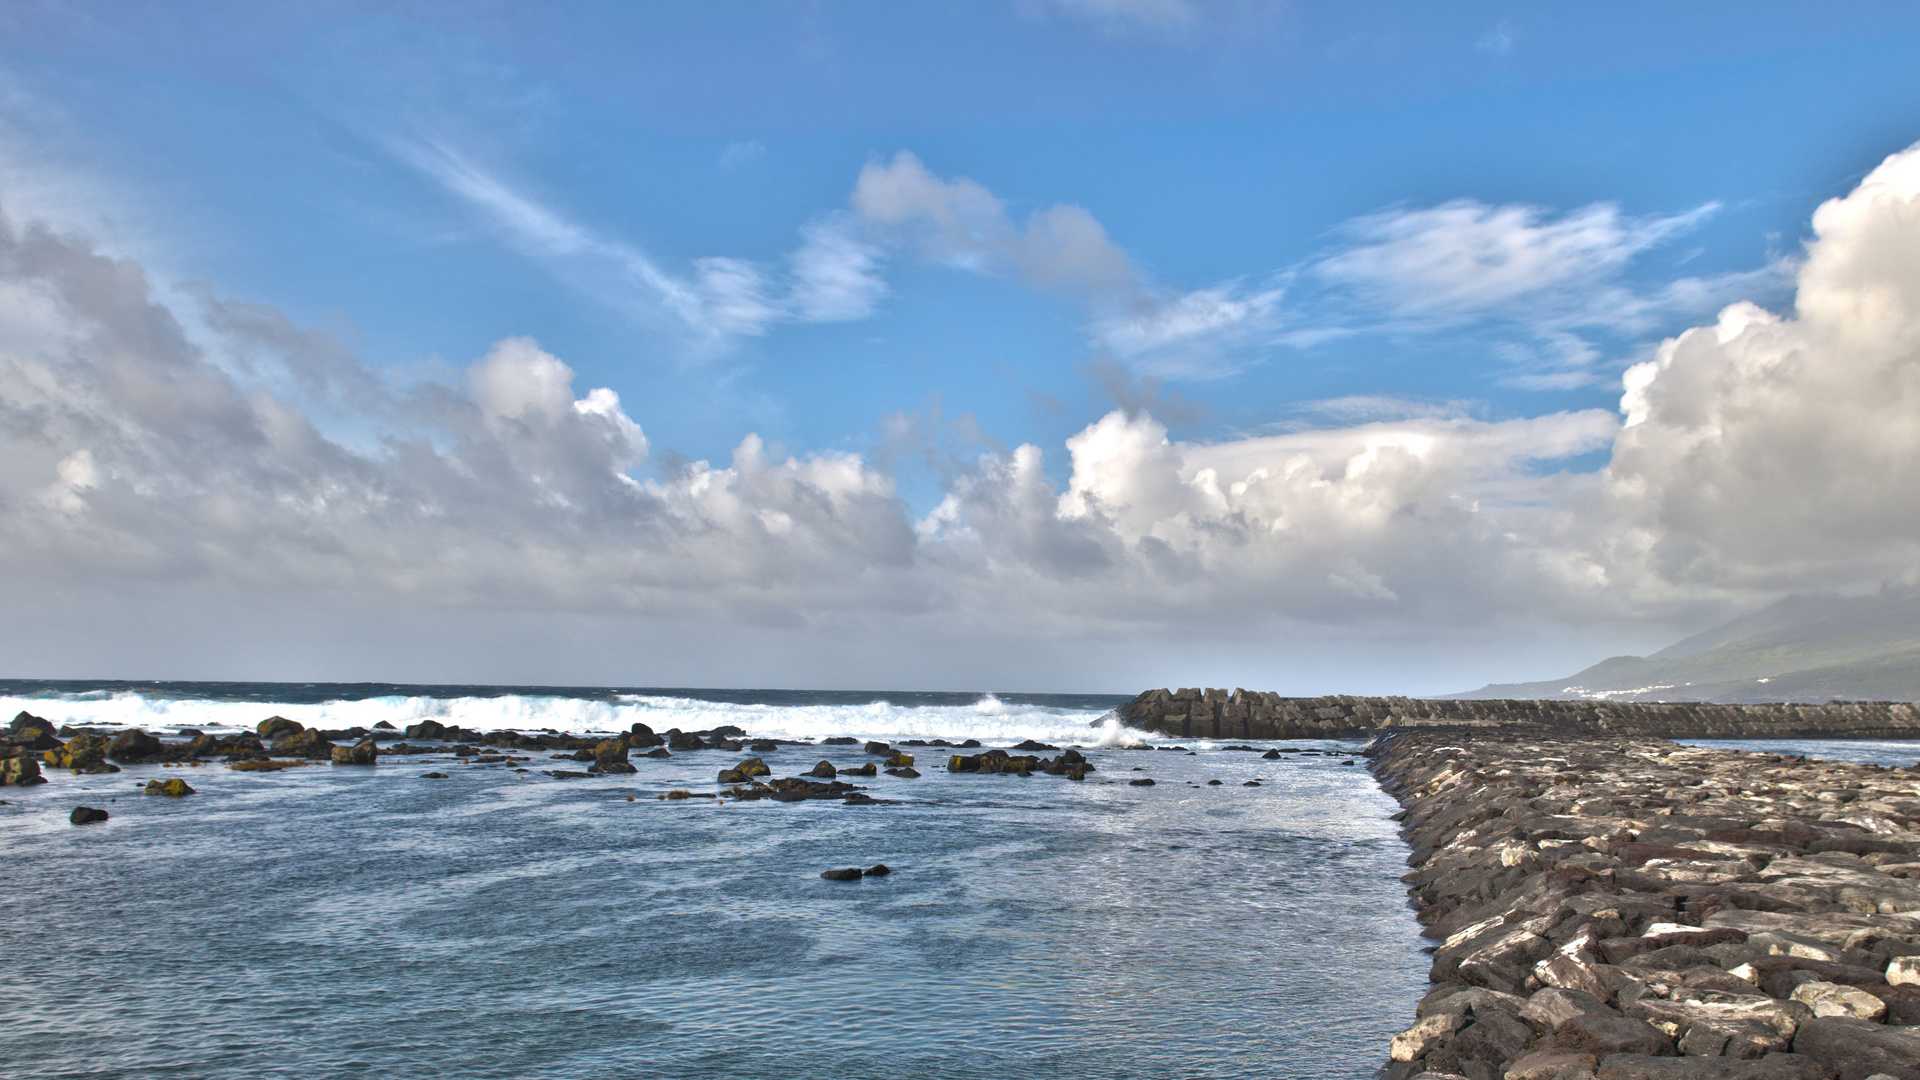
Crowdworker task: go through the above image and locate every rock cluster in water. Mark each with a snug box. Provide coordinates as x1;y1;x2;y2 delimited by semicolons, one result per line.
0;708;1116;811
1117;690;1920;741
1369;727;1920;1080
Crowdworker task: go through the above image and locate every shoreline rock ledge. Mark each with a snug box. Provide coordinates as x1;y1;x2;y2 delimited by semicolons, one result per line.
1368;727;1920;1080
1116;689;1920;741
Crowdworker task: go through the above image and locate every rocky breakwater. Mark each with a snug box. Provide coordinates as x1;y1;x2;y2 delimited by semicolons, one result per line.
1117;689;1920;742
1369;728;1920;1080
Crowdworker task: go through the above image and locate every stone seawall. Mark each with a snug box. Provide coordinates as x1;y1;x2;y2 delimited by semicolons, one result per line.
1115;689;1920;741
1367;728;1920;1080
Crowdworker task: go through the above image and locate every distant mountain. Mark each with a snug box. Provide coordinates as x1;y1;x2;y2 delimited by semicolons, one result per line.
1452;587;1920;703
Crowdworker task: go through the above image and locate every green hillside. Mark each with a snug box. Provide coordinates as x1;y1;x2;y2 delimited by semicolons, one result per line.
1454;588;1920;703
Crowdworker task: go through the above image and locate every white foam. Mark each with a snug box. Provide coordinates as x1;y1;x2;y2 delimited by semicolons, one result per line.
2;690;1141;746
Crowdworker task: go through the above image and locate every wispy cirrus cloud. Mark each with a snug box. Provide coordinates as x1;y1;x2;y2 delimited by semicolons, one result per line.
1286;196;1793;390
1314;198;1720;322
401;141;887;344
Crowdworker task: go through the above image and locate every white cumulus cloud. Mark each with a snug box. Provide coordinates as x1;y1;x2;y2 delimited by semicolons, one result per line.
7;139;1920;686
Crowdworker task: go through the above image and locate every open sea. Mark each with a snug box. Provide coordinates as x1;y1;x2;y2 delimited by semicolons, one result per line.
0;682;1430;1080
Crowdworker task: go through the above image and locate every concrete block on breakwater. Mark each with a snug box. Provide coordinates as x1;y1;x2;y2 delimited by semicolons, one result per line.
1115;688;1920;741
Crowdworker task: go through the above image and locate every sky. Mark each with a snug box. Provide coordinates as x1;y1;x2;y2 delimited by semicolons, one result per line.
3;1;1920;693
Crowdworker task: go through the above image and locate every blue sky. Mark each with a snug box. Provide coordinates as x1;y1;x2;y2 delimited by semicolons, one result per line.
4;2;1920;691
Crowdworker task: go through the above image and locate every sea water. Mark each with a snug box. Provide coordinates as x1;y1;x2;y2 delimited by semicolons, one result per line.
0;683;1429;1080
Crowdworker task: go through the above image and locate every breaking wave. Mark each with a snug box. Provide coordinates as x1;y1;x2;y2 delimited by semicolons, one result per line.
0;687;1144;746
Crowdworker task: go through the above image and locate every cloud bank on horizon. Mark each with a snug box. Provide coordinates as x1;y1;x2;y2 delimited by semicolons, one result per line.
5;142;1920;686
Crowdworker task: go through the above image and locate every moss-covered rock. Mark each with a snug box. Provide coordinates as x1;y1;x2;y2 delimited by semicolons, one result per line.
272;729;334;759
47;734;119;774
330;738;379;766
1;751;46;786
144;777;196;797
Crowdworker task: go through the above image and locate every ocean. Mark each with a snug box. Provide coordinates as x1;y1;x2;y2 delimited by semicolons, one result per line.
0;682;1428;1080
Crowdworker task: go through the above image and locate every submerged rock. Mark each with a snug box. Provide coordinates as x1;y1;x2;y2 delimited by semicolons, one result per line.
69;806;109;824
420;772;448;779
1128;778;1156;786
820;867;862;881
863;864;891;877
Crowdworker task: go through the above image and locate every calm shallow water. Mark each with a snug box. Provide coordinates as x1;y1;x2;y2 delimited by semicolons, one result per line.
1;695;1425;1080
1678;737;1920;767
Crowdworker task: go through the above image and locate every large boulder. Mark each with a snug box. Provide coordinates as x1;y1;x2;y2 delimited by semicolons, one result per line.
1593;1053;1830;1079
49;734;119;774
330;738;379;766
273;729;335;759
1555;1015;1676;1057
1791;980;1889;1022
806;760;838;779
9;712;60;750
593;738;629;767
108;728;164;762
0;752;46;786
718;757;771;784
69;806;108;824
1391;1014;1465;1061
144;777;195;796
1448;1009;1536;1065
666;731;705;751
257;716;303;739
1521;987;1618;1031
403;720;447;741
1791;1015;1920;1078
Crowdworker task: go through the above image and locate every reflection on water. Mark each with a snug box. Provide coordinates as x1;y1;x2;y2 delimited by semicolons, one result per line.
1;740;1424;1080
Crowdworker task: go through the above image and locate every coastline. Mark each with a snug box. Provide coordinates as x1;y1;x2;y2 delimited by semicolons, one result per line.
1366;727;1920;1080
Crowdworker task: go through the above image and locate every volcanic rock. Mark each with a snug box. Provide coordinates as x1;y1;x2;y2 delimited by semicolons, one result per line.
1;751;46;786
272;729;334;759
69;806;109;824
330;738;380;766
257;716;303;739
